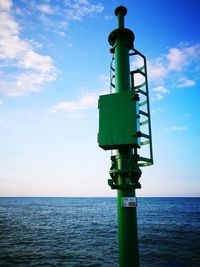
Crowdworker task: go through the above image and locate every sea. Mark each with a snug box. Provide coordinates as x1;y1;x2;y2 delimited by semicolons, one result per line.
0;197;199;267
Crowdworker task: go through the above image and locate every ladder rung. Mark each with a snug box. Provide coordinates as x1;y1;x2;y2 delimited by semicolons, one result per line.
141;140;150;145
138;161;153;167
129;52;137;56
138;69;145;76
139;157;152;162
140;119;149;126
131;48;146;60
139;100;147;107
137;89;147;96
138;156;153;167
141;133;150;139
139;110;149;117
130;67;145;76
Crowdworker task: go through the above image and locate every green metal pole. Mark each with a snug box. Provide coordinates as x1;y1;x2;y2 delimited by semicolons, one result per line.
116;151;140;267
108;6;140;267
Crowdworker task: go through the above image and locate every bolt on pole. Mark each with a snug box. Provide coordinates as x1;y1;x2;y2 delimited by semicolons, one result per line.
98;5;153;267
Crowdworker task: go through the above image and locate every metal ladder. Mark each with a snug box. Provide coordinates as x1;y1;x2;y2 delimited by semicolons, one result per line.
110;49;153;167
130;48;153;167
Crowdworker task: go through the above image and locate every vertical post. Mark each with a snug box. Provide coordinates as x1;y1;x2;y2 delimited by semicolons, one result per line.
111;6;131;93
108;6;140;267
116;152;140;267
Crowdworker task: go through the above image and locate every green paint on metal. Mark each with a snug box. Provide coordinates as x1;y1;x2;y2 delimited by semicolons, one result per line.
140;119;149;126
98;5;154;267
98;91;139;150
108;6;140;267
117;188;140;267
110;149;141;266
129;49;154;167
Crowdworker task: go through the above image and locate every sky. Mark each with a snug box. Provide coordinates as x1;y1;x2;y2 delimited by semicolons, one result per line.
0;0;199;197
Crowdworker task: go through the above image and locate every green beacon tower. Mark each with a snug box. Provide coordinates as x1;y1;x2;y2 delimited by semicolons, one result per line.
98;6;153;267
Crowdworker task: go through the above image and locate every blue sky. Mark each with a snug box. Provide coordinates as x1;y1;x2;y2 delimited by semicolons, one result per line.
0;0;199;197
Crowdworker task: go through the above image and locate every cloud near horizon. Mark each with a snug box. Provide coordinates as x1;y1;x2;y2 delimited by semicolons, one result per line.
50;92;98;113
50;74;109;116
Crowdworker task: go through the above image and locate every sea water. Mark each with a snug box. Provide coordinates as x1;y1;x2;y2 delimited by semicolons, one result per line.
0;197;199;267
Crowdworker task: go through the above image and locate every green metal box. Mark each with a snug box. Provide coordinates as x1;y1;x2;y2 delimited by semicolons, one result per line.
98;91;138;150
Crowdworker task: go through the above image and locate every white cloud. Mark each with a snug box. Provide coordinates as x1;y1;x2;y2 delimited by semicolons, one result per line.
0;0;57;97
0;9;24;61
19;51;54;72
166;45;199;71
148;60;168;81
28;39;43;49
153;86;169;94
104;15;113;20
165;126;188;132
38;15;69;34
32;1;103;35
148;43;200;100
50;74;108;116
147;59;168;81
148;44;200;82
0;35;29;60
58;31;66;37
177;77;196;88
50;92;98;113
171;126;188;131
64;0;104;21
0;0;12;11
58;21;69;29
0;71;56;97
37;4;54;14
15;71;55;93
152;86;169;100
167;48;185;71
131;55;144;71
